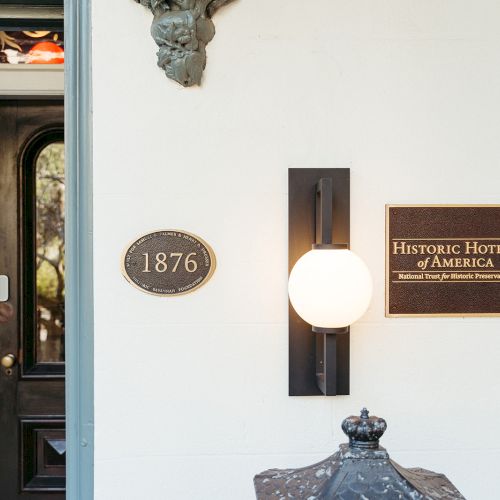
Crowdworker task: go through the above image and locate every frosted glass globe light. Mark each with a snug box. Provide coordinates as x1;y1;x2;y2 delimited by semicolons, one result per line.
288;249;372;328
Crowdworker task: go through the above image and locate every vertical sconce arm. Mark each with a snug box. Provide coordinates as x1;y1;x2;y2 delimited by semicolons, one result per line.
314;178;349;395
316;178;333;246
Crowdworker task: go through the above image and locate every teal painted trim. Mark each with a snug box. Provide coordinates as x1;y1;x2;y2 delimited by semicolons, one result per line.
64;0;94;499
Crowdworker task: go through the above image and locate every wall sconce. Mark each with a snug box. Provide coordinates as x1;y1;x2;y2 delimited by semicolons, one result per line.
288;169;372;396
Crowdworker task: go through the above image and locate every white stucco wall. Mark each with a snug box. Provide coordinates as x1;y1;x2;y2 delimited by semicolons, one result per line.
92;1;500;498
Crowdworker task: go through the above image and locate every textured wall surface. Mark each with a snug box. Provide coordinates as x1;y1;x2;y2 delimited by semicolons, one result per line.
92;1;500;498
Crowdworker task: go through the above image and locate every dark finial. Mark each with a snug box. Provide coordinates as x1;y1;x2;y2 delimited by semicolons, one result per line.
341;408;387;450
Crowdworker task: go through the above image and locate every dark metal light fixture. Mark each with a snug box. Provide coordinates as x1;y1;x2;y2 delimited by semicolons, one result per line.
288;169;372;396
254;408;465;499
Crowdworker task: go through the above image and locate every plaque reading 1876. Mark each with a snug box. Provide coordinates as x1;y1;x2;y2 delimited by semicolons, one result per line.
386;205;500;317
122;230;216;297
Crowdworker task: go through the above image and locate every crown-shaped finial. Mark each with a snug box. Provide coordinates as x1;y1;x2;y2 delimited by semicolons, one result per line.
341;408;387;449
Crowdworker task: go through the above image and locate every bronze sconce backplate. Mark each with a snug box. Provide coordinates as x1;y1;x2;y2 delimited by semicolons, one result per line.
289;168;351;396
135;0;235;87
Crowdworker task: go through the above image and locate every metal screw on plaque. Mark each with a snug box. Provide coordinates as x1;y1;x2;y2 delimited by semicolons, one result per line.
254;408;465;499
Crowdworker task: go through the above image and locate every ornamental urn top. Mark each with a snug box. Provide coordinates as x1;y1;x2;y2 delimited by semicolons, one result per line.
341;407;387;449
254;408;465;500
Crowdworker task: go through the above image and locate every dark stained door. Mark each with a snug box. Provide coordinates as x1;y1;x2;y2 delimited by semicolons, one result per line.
0;100;65;499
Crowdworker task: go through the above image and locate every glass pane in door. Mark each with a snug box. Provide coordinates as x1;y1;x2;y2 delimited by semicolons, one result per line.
35;142;65;363
0;31;64;64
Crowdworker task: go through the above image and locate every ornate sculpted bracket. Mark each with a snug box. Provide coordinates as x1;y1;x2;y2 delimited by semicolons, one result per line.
135;0;235;87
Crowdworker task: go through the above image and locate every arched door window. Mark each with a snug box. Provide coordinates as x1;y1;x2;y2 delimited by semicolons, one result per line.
22;127;65;376
35;141;65;364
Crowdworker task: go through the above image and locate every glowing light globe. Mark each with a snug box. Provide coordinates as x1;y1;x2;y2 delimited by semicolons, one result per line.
288;249;372;328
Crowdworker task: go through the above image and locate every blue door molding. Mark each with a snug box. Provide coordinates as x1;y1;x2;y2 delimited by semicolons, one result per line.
64;0;94;499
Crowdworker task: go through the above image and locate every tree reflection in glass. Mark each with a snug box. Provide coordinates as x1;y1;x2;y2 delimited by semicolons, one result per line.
36;142;65;363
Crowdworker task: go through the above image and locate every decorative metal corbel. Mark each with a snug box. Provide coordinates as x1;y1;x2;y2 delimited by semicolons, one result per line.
135;0;235;87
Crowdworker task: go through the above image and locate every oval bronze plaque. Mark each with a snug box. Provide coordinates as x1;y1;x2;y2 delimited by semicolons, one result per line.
121;230;216;297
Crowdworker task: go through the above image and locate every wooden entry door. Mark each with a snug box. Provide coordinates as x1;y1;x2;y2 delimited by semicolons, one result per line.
0;100;65;499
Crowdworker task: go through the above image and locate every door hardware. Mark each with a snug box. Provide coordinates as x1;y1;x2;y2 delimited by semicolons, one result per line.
1;354;16;369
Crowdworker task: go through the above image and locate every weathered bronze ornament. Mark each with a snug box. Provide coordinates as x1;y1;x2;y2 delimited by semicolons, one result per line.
254;408;465;499
134;0;235;87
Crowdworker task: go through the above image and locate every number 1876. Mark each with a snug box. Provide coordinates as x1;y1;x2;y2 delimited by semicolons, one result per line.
142;252;198;273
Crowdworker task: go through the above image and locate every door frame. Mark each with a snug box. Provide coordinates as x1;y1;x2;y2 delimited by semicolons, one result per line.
64;0;93;499
0;2;93;497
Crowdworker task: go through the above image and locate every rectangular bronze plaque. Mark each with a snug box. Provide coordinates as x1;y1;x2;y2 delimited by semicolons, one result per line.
386;205;500;317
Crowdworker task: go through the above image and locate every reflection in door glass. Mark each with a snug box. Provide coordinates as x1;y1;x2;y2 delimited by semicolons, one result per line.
36;142;65;363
